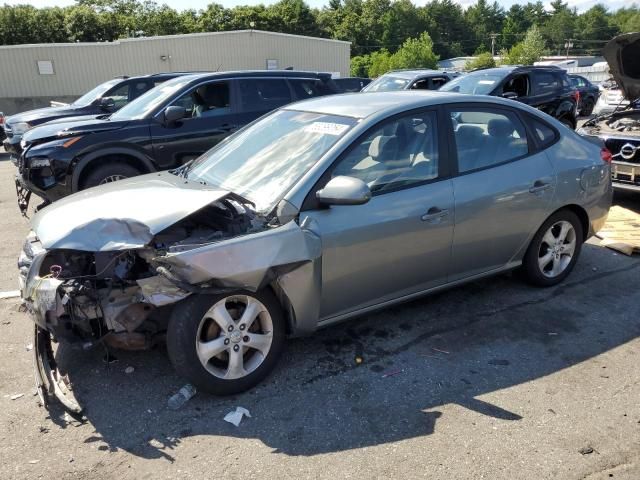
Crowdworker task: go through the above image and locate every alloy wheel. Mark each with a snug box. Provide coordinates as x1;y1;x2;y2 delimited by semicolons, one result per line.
537;220;576;278
195;295;273;380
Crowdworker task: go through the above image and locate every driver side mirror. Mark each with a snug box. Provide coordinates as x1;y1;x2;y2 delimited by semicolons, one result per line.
501;91;518;100
316;176;371;206
99;97;116;111
163;106;187;125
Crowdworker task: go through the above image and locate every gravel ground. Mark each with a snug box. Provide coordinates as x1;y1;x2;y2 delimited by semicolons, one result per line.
0;148;639;480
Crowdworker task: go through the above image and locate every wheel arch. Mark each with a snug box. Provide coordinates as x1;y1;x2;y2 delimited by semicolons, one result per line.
548;204;590;241
72;148;156;191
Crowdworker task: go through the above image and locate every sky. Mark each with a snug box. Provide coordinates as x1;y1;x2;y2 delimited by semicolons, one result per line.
2;0;628;11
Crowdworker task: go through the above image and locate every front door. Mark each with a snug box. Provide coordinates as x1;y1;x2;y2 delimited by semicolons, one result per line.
150;80;239;169
446;105;556;280
303;109;455;320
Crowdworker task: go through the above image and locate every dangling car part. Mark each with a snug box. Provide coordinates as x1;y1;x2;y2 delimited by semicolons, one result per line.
19;93;610;413
578;33;640;193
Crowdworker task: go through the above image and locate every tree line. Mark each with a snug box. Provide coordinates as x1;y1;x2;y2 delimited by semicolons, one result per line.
0;0;636;74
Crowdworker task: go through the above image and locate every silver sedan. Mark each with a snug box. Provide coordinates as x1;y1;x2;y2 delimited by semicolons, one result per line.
20;92;611;409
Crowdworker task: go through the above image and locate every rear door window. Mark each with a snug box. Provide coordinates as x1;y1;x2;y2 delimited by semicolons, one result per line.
502;74;530;98
450;108;529;173
534;72;560;95
239;78;292;112
290;79;322;99
430;77;449;89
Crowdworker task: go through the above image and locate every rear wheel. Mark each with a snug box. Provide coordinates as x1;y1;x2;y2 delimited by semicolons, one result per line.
521;210;584;287
81;162;142;190
167;290;286;395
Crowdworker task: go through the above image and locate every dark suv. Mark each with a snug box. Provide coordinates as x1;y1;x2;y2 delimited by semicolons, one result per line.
16;70;338;212
440;66;579;128
4;73;184;158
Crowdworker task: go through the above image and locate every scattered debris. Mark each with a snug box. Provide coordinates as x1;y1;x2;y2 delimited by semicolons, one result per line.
1;321;10;325
28;460;39;464
596;205;640;256
432;348;450;354
10;393;24;400
68;455;74;463
25;343;33;351
381;369;403;378
224;406;252;427
578;446;594;455
592;267;598;272
355;356;363;364
167;384;197;410
124;366;135;374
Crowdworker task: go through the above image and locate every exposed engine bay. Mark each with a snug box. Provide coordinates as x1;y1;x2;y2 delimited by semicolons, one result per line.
582;110;640;136
22;197;268;351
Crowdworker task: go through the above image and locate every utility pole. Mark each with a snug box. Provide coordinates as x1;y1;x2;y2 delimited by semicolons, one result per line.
564;39;574;59
490;33;499;56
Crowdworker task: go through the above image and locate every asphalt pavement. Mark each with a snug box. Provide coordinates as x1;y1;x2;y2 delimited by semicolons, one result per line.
0;147;639;480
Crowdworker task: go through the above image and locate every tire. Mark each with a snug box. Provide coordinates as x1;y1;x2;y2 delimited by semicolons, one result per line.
81;162;142;190
521;210;584;287
558;116;575;130
167;289;286;395
580;99;595;117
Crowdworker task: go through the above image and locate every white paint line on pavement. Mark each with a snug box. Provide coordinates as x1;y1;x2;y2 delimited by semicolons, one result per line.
0;290;20;299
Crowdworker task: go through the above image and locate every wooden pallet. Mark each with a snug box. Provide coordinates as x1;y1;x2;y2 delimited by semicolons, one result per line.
596;205;640;256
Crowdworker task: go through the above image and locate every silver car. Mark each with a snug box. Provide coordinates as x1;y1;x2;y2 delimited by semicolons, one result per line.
20;92;611;412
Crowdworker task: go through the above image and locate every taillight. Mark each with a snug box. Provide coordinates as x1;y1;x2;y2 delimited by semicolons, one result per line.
601;148;612;164
573;90;580;103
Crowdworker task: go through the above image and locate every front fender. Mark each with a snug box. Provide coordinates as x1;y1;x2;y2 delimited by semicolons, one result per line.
71;147;157;191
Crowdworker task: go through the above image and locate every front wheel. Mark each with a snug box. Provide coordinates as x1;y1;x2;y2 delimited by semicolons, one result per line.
521;210;584;287
580;99;595;117
81;162;142;190
167;290;286;395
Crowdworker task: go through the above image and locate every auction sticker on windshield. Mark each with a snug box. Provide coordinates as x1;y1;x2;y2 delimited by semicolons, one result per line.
478;80;496;85
304;122;350;136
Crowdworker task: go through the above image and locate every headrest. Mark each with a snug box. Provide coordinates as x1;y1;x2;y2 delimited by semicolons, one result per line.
487;119;514;138
455;124;484;138
369;135;396;159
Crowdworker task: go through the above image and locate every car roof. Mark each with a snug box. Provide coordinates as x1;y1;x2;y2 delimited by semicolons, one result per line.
178;70;330;84
284;91;529;119
468;65;565;76
381;69;444;79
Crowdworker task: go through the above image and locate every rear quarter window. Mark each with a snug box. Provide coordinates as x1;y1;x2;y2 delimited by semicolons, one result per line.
529;117;558;149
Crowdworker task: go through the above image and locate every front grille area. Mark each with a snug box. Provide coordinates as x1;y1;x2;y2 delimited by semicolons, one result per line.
606;138;640;164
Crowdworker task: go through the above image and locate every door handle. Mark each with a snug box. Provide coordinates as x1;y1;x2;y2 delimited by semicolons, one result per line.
529;180;551;194
421;207;449;222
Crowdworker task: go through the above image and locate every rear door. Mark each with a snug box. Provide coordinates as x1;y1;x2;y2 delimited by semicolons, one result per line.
235;77;293;128
150;79;239;169
529;71;562;116
446;104;556;280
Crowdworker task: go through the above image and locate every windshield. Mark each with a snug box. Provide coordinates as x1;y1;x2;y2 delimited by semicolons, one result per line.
440;73;503;95
110;76;194;121
187;109;357;212
72;79;121;107
363;75;411;92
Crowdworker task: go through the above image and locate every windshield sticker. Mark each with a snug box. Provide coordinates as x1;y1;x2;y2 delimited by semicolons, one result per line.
304;122;350;136
478;80;496;85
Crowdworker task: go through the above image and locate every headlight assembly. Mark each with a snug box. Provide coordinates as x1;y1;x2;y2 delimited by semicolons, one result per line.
29;158;51;169
11;122;31;135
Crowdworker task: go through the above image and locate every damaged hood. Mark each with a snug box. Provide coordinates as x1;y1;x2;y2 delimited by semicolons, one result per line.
32;172;231;252
603;33;640;101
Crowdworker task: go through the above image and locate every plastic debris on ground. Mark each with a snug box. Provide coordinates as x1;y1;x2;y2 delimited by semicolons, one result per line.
10;393;24;400
596;205;640;256
167;384;197;410
223;406;251;426
124;366;135;374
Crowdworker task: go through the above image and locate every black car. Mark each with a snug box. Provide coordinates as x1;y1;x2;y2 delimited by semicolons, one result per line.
332;77;371;92
3;73;184;158
440;66;579;129
569;74;600;116
362;69;454;92
0;112;5;142
578;33;640;193
16;70;339;212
